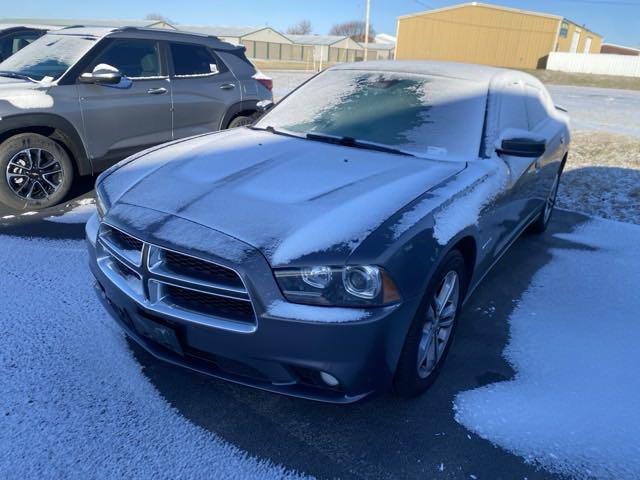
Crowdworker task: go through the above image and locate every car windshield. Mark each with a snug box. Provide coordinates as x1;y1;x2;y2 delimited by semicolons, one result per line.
0;33;97;81
255;69;488;161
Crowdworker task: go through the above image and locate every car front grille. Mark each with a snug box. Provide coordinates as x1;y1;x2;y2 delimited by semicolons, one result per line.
111;228;144;252
96;223;256;332
164;284;255;322
161;249;245;289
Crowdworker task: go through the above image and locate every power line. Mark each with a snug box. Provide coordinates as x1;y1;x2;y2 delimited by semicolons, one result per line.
549;0;640;5
413;0;436;8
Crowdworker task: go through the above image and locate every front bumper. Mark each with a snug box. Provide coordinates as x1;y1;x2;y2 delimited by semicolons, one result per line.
86;211;417;403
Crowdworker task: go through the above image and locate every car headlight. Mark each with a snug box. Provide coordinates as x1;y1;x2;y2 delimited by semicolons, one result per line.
95;184;109;220
274;265;401;307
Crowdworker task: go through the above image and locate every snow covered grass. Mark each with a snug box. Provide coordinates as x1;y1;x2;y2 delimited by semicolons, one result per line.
0;235;304;479
557;131;640;225
455;217;640;479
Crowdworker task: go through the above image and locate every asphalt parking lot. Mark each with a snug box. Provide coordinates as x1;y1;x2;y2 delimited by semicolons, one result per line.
1;202;586;479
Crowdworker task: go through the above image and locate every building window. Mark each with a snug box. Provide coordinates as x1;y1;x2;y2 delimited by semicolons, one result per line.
559;21;569;38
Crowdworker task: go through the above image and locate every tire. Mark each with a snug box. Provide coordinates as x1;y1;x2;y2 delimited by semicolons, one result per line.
528;169;562;235
393;250;467;398
227;115;255;129
0;133;74;211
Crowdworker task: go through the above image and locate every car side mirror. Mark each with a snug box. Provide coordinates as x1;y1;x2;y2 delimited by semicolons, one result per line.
79;64;123;85
256;99;274;113
495;129;546;158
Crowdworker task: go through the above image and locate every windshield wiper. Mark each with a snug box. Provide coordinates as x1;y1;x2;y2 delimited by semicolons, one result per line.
0;71;37;82
305;132;415;157
249;125;305;139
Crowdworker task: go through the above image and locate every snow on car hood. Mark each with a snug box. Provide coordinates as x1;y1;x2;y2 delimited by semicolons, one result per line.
0;77;54;110
101;128;464;266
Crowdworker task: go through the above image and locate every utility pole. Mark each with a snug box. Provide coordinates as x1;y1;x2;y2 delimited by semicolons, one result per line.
363;0;371;61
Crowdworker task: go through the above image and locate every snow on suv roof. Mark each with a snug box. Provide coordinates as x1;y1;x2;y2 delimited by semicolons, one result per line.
333;60;512;83
51;26;117;37
49;26;242;51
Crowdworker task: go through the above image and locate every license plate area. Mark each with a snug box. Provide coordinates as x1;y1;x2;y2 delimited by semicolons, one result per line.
132;312;183;355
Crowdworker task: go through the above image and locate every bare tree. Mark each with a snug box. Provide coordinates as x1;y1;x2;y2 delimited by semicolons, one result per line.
329;20;375;42
286;20;312;35
144;13;172;23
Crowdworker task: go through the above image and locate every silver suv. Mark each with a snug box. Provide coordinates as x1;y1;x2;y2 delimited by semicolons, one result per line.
0;26;272;210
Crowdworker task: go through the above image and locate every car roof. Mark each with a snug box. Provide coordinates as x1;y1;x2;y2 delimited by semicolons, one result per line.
0;23;58;32
332;60;518;84
48;26;241;51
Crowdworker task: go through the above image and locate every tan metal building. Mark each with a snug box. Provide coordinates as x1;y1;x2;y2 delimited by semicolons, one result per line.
178;26;299;61
396;2;603;69
287;35;363;63
0;17;176;30
360;42;396;61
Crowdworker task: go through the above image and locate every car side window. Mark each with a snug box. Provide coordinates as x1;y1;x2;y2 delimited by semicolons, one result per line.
0;30;42;61
524;85;549;130
91;39;161;79
170;43;222;77
498;83;528;132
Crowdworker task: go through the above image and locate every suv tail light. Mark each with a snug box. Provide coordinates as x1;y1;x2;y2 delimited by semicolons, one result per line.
256;77;273;91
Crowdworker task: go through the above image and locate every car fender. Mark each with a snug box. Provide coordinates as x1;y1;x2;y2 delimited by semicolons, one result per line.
0;112;92;175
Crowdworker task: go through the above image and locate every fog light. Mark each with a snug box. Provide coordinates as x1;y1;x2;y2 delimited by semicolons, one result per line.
320;371;339;387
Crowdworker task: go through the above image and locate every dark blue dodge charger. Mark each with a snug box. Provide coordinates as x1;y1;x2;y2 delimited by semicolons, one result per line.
87;61;569;403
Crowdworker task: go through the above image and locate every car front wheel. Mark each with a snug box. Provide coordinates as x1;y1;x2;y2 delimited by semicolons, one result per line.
529;169;562;234
394;250;466;397
0;133;74;210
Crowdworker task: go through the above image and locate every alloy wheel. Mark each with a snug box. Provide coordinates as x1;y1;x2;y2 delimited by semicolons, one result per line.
417;270;460;379
5;148;64;201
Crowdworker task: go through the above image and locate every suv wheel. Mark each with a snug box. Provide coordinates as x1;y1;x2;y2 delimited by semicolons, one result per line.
227;115;255;129
393;250;466;397
0;133;74;210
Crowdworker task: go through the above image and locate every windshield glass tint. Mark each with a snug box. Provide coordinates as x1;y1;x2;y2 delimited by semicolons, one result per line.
256;70;487;160
0;34;97;81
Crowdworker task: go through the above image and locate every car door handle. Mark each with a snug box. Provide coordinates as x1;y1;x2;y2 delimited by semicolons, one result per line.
147;87;168;95
220;83;236;90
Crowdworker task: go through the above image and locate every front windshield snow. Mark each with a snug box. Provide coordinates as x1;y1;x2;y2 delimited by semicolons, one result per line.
0;33;97;81
255;69;488;161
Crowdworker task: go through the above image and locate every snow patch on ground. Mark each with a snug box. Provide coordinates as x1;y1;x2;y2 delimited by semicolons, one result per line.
0;235;304;479
454;217;640;479
268;300;370;323
45;198;96;224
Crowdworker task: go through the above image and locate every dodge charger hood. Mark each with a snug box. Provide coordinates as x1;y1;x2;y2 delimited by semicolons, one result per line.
101;129;464;266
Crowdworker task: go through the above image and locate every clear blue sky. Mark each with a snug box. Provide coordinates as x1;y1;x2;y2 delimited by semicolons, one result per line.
4;0;639;46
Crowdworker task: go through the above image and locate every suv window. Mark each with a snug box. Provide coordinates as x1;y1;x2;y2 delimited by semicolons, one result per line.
170;43;220;76
0;30;43;61
498;83;528;132
524;85;549;130
92;39;161;79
